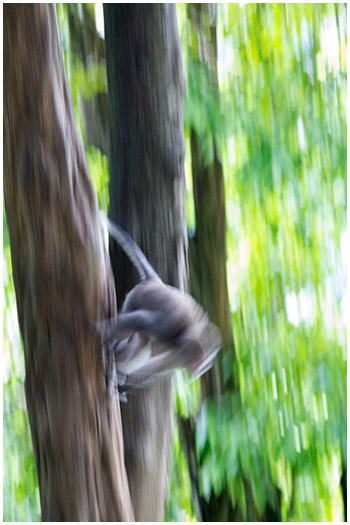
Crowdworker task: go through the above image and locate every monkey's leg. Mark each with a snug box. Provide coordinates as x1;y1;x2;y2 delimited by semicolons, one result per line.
123;351;175;388
125;341;204;388
113;334;141;362
102;309;161;343
104;335;150;397
103;341;118;398
114;333;150;360
116;335;151;376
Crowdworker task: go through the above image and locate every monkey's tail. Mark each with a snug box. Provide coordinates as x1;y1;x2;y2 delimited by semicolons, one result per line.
100;211;161;282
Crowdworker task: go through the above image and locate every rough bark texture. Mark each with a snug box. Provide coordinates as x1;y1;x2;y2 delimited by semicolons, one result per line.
104;5;186;521
4;5;133;521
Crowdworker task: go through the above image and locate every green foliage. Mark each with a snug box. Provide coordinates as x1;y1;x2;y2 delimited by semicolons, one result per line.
4;3;346;522
165;422;197;522
86;146;110;211
70;61;107;100
173;2;346;522
184;60;229;166
3;216;41;522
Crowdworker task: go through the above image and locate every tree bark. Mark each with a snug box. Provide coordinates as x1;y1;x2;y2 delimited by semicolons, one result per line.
4;5;133;521
104;4;186;521
66;4;109;157
187;3;235;401
184;6;283;522
341;459;347;522
178;4;238;521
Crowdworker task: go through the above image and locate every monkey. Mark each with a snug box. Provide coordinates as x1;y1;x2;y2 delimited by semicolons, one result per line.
99;211;221;394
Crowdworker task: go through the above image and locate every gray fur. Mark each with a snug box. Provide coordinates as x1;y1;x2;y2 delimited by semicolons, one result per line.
100;213;221;393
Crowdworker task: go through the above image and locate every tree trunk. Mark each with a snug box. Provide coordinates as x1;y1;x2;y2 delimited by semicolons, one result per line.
4;5;133;521
341;459;347;522
187;3;235;401
66;4;109;157
104;5;186;521
179;4;238;521
184;6;282;522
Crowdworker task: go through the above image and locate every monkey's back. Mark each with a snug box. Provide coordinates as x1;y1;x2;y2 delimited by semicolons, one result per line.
122;280;208;343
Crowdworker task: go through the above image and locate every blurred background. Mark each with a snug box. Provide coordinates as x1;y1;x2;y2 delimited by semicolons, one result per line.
3;4;347;522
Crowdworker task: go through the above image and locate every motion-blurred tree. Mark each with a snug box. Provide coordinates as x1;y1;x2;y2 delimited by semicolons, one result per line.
104;4;187;521
4;5;132;520
3;3;346;523
178;4;239;521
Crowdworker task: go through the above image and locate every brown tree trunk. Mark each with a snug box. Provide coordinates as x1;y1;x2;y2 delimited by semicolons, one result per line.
178;4;238;521
187;3;235;401
104;4;186;521
66;4;109;157
4;5;133;521
341;458;347;522
184;6;282;522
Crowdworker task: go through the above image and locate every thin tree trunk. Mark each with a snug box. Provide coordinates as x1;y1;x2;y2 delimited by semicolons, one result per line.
104;4;187;521
187;3;235;401
185;6;283;521
180;5;238;521
341;459;347;522
66;5;109;157
4;5;133;521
